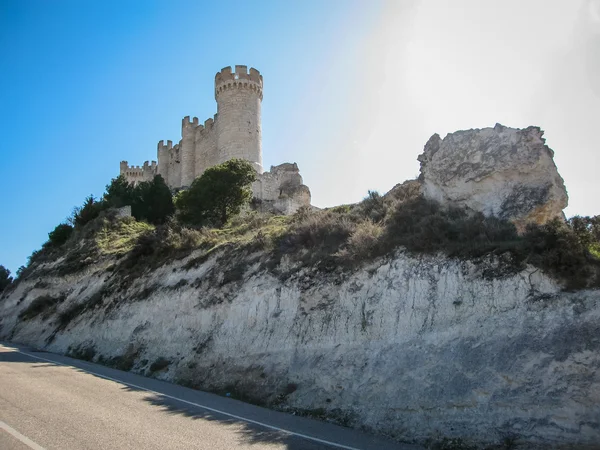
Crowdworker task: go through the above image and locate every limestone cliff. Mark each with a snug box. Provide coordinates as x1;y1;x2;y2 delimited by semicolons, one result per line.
418;124;568;231
1;243;598;449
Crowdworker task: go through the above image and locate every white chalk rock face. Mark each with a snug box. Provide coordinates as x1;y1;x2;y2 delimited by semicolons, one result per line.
417;124;568;230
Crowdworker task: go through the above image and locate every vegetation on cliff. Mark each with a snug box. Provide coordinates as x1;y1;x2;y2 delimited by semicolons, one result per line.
175;158;257;227
4;159;600;295
0;265;12;292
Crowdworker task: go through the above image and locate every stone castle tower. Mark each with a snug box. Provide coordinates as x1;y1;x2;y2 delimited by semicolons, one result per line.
120;65;310;214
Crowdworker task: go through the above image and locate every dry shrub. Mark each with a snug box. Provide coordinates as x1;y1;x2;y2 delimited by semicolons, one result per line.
270;209;357;272
291;205;313;223
354;191;388;222
119;223;219;278
344;220;384;258
280;211;355;252
386;179;422;203
523;218;600;289
383;197;519;255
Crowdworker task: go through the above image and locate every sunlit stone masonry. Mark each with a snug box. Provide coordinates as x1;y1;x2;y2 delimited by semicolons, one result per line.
119;65;311;215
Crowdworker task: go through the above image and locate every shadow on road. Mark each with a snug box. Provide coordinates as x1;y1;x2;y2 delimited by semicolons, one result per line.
0;346;360;449
120;384;355;450
1;343;416;450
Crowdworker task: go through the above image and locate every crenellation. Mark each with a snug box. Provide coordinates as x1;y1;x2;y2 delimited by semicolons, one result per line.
119;65;310;212
215;66;263;100
249;67;261;83
157;140;173;150
182;116;201;130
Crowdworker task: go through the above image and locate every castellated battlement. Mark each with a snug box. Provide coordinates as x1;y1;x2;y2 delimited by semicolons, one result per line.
215;65;263;100
215;65;262;85
182;115;218;137
182;116;200;128
119;65;310;214
119;160;157;184
157;140;173;150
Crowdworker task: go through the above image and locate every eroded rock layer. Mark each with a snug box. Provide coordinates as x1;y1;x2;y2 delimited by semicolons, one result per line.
1;248;598;448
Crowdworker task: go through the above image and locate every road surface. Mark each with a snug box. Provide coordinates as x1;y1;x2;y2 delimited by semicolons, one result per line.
0;342;421;450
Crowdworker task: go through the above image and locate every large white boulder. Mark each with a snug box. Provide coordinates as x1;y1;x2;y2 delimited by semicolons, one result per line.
417;123;568;230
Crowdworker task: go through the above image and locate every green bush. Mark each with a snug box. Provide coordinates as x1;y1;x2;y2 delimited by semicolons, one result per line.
383;197;520;255
72;195;107;228
344;220;384;258
0;265;12;292
48;223;73;247
104;175;134;208
131;175;174;224
523;218;600;289
176;158;256;227
356;190;387;222
568;215;600;257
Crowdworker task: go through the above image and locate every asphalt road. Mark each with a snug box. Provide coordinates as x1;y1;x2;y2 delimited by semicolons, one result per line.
0;343;421;450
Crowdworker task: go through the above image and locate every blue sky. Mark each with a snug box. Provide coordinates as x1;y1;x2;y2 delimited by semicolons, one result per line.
1;0;599;274
0;0;381;274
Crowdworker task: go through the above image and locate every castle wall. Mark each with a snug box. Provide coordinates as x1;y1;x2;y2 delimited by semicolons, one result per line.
157;140;172;182
181;116;199;187
167;144;181;188
119;65;310;213
194;117;218;179
120;161;156;186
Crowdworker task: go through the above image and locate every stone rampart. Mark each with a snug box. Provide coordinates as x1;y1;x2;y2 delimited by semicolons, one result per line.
119;160;156;185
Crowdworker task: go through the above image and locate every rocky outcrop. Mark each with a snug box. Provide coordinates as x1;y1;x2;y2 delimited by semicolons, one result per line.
417;124;568;230
1;247;599;448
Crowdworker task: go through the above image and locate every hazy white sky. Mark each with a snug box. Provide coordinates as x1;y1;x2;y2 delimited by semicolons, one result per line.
298;0;599;216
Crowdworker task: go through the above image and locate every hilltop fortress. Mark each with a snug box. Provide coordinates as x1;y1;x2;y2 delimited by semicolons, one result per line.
120;65;310;214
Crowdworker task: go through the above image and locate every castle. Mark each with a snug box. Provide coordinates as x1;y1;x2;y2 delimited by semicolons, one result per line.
120;65;310;214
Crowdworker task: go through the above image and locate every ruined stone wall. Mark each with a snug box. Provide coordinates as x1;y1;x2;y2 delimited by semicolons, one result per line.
253;163;311;214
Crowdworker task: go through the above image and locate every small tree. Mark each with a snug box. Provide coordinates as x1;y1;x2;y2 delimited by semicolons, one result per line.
16;265;26;279
0;265;12;291
48;223;74;247
359;190;387;222
72;195;106;228
176;158;257;227
104;175;134;208
131;175;174;224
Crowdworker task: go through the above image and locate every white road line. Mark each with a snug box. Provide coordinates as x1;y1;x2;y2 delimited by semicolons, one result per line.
9;347;362;450
0;420;46;450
